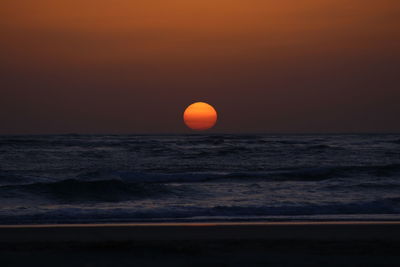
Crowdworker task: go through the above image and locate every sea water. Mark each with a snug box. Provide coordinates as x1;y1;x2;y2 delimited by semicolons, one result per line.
0;134;400;224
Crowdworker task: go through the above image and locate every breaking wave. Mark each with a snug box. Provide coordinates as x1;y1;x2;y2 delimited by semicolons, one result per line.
1;197;400;224
0;179;176;202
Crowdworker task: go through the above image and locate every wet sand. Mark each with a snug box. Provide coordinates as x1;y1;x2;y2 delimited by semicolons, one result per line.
1;221;400;266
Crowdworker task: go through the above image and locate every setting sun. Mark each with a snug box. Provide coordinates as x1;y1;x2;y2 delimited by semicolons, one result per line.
183;102;217;131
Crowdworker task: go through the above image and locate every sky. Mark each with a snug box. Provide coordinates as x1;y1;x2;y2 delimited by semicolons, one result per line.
1;0;399;134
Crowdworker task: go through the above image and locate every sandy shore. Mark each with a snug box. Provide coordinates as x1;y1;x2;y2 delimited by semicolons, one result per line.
1;221;400;266
1;221;400;242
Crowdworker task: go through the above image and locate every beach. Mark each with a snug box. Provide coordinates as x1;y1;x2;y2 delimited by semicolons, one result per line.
1;221;400;266
2;0;400;264
1;135;400;266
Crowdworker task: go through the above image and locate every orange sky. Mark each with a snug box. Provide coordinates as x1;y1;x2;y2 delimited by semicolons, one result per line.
1;0;399;133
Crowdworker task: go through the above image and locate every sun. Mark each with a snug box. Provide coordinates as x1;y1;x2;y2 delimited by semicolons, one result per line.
183;102;217;131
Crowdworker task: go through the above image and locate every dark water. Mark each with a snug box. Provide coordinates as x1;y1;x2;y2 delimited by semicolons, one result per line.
0;134;400;224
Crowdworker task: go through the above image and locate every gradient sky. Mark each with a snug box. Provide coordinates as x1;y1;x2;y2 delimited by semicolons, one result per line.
1;0;399;134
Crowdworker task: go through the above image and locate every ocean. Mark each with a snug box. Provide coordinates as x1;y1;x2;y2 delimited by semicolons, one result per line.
0;134;400;224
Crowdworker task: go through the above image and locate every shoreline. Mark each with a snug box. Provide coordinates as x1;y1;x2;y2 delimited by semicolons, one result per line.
2;220;400;227
2;221;400;243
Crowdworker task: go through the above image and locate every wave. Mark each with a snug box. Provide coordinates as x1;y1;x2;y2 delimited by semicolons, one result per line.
0;179;175;202
0;136;162;148
0;135;337;149
2;163;400;189
206;198;400;216
1;197;399;224
324;182;400;190
387;139;400;145
0;173;53;186
115;163;400;182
